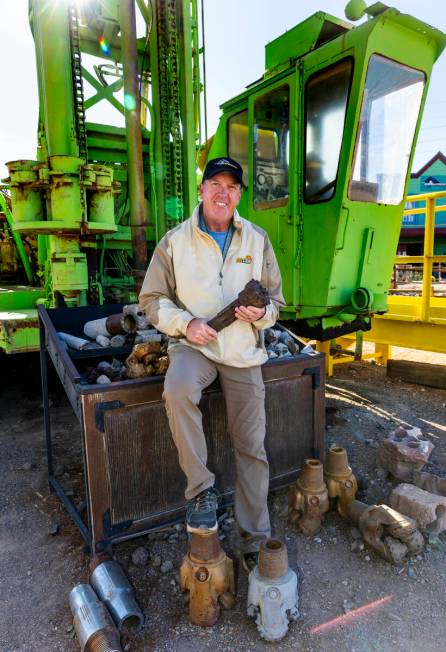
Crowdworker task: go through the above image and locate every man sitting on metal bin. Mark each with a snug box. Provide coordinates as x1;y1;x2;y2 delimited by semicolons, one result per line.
139;156;284;571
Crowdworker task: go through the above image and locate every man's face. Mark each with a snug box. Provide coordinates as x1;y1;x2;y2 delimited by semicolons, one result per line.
200;171;242;225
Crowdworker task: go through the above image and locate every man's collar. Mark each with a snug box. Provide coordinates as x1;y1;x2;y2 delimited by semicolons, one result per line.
195;202;242;232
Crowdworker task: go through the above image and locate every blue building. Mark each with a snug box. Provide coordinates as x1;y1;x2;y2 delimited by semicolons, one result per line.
399;151;446;257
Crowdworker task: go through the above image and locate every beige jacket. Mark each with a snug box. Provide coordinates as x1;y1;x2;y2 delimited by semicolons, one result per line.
139;204;284;367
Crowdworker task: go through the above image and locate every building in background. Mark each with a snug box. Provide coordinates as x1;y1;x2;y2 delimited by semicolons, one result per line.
399;151;446;257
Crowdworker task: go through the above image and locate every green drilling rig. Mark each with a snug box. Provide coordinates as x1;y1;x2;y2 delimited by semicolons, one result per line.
1;0;445;352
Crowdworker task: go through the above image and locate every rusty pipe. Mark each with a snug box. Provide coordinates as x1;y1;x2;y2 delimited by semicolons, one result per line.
288;459;329;535
324;446;358;517
119;0;148;294
207;280;270;332
180;530;235;627
346;499;424;564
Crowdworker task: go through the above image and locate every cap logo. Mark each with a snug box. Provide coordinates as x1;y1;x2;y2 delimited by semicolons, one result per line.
216;159;238;169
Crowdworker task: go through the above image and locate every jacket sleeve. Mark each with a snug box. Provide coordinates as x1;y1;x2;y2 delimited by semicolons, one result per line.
253;232;285;330
139;233;194;338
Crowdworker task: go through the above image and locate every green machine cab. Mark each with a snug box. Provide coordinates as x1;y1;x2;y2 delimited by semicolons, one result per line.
208;5;446;339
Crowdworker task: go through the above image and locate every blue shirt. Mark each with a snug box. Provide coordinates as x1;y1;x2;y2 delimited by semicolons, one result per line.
198;203;234;260
208;229;229;253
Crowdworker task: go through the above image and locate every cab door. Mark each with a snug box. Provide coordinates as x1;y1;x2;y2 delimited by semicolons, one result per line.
245;77;297;307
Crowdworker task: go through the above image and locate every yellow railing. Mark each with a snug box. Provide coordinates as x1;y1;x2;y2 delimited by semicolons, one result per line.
317;190;446;375
398;191;446;321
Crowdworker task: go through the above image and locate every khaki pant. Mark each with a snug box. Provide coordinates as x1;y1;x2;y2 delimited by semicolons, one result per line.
163;345;271;553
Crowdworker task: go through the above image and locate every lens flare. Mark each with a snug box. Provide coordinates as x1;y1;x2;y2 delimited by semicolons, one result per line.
99;35;110;55
310;595;393;635
124;93;137;111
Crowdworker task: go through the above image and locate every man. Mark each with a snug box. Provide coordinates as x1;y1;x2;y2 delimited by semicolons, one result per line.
139;157;284;571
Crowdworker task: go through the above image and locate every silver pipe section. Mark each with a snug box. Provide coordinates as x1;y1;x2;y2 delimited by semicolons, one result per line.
90;561;144;632
69;584;122;652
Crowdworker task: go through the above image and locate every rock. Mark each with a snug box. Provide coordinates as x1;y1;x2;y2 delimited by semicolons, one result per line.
377;428;434;481
313;537;322;544
97;361;113;372
131;546;150;567
364;555;371;562
407;565;417;579
96;374;112;385
168;534;178;544
174;523;185;532
390;483;446;536
351;540;365;553
49;523;60;536
110;334;127;347
160;560;173;573
428;535;444;551
151;555;162;568
65;625;74;634
326;526;337;538
21;462;34;471
342;599;354;613
96;335;111;347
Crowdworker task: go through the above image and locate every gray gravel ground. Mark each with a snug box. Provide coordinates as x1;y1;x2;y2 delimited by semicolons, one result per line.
0;354;445;652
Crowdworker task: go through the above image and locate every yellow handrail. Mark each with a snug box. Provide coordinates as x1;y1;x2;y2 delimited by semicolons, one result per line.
399;190;446;321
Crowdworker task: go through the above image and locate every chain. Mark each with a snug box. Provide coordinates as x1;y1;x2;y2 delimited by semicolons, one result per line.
157;0;184;228
69;1;88;160
69;1;88;229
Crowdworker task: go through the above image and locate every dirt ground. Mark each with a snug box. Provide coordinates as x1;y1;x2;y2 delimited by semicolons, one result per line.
1;350;445;652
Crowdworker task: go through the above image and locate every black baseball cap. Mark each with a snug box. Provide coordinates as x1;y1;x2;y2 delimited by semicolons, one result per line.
202;156;245;187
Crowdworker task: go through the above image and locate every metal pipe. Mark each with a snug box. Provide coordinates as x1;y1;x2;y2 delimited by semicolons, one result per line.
0;192;34;284
421;195;435;321
118;0;148;294
69;584;122;652
30;0;78;157
247;539;299;642
90;561;144;632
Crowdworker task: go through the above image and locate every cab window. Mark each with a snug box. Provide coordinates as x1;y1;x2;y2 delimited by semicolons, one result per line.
305;59;353;203
228;110;248;187
253;85;289;210
349;55;425;204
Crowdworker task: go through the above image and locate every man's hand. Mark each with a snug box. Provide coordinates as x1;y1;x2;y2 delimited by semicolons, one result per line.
186;318;218;345
234;305;266;323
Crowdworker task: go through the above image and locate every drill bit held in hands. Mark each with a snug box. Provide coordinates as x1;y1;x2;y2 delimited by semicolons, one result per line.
207;280;270;332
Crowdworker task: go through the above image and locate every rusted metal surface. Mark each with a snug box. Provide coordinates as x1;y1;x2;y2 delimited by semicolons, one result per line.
69;584;122;652
257;538;288;580
324;446;358;517
207;280;270;332
85;630;122;652
346;499;424;565
247;539;299;641
288;459;329;536
39;303;326;553
180;531;235;627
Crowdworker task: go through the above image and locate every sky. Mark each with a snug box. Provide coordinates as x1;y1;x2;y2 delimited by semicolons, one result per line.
0;0;445;180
